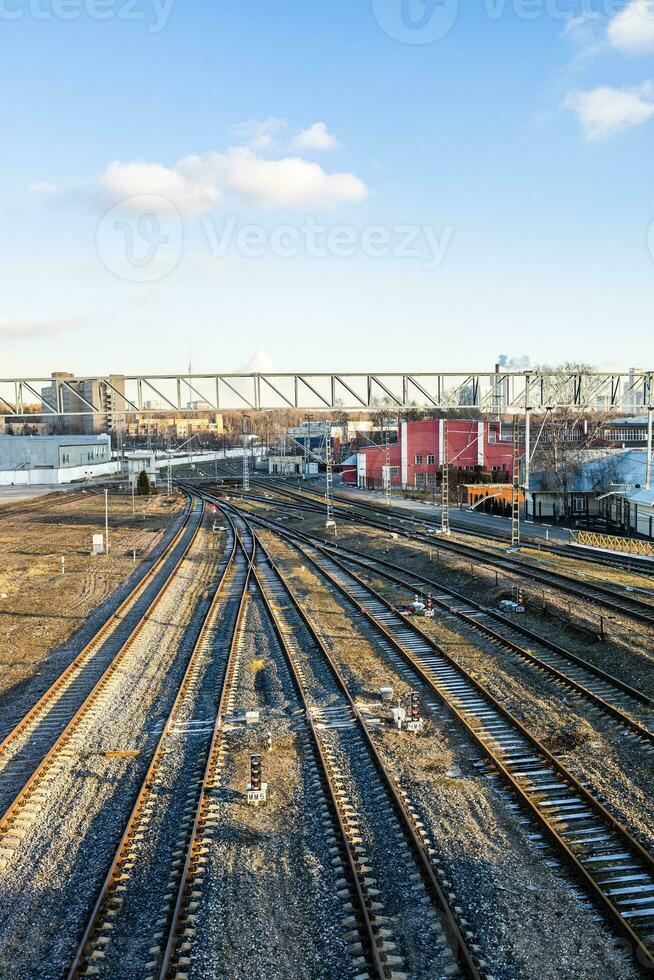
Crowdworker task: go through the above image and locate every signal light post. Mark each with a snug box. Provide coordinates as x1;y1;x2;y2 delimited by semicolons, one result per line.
406;692;424;733
247;754;267;805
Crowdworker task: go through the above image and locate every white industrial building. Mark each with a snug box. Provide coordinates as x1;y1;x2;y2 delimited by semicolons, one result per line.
0;435;118;485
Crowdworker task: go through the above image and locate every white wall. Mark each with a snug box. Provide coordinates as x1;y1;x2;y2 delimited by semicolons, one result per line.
0;461;119;486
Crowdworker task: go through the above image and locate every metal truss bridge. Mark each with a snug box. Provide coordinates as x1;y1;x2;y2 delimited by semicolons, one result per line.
0;370;652;419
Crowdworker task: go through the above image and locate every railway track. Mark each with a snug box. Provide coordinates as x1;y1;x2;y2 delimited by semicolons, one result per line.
161;505;485;980
212;498;654;971
212;478;654;628
266;477;654;578
67;514;245;978
314;544;654;745
203;466;654;578
0;496;204;868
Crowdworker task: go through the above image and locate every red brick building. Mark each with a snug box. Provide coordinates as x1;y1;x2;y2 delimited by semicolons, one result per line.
355;419;515;489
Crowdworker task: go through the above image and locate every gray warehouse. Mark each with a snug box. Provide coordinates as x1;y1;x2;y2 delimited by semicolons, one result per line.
0;435;117;486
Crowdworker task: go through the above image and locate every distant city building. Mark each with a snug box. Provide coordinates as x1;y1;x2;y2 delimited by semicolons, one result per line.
623;367;645;414
124;413;224;440
41;372;126;435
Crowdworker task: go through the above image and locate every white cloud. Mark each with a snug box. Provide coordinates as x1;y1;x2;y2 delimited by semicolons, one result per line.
94;147;367;216
99;160;221;217
29;180;58;195
293;122;340;151
561;13;606;63
0;315;83;339
239;351;278;373
608;0;654;54
230;117;287;151
564;82;654;139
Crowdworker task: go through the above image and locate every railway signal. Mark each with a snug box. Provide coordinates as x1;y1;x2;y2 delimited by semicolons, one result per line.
406;692;424;733
247;754;267;805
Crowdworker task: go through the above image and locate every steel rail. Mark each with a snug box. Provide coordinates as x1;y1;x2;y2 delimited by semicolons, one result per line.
0;494;193;760
276;479;654;577
67;508;239;978
157;519;254;979
218;479;654;626
217;500;654;971
312;545;654;745
226;473;654;579
0;498;205;845
206;486;654;737
159;519;392;980
218;502;484;980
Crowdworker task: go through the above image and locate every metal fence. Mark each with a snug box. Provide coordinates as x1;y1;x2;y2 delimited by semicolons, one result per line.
571;529;654;558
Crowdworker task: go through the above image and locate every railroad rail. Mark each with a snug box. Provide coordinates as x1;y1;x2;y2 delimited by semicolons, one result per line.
0;497;205;866
164;501;485;980
68;511;243;977
281;479;654;574
216;496;654;746
217;478;654;627
314;545;654;745
160;517;401;980
211;468;654;579
212;497;654;971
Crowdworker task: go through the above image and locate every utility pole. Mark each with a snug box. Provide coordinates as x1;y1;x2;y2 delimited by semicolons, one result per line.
131;479;135;518
383;419;392;508
325;426;335;529
104;489;109;555
510;418;521;551
242;415;250;491
524;406;531;494
646;377;653;491
440;419;451;535
303;415;310;479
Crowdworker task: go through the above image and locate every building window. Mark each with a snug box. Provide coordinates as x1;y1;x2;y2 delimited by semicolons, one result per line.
415;455;424;464
427;454;435;465
389;466;399;477
426;472;437;486
573;496;586;512
415;473;425;487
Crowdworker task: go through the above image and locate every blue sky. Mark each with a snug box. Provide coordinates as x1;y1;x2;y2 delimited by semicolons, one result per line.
1;0;653;377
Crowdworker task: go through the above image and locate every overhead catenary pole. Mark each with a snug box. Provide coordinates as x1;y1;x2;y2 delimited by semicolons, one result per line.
646;403;653;492
510;419;521;551
440;419;451;535
383;419;392;508
242;415;250;491
524;406;531;494
325;426;335;529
